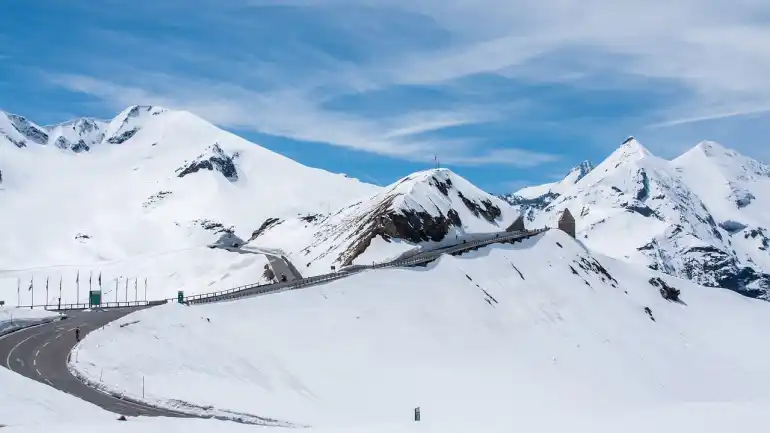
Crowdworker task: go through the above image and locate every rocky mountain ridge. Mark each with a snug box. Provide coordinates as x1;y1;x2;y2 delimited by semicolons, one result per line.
502;138;770;300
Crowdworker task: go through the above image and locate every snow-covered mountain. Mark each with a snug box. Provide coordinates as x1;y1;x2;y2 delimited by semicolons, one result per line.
72;230;770;429
503;137;770;300
501;160;594;219
0;106;524;303
0;106;380;303
247;168;521;275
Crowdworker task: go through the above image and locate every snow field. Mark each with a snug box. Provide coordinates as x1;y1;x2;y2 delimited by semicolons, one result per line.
72;230;770;428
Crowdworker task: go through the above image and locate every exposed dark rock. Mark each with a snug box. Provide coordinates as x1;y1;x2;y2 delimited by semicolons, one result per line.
719;220;747;234
300;214;320;223
54;136;70;149
193;219;234;234
570;160;594;181
679;245;770;299
431;175;452;196
75;233;90;241
621;202;661;219
7;136;26;148
384;208;462;243
249;217;283;241
575;256;618;286
107;127;139;144
176;143;239;181
457;191;501;222
611;186;623;194
7;113;48;144
142;191;172;208
649;277;681;302
745;227;770;251
479;287;499;305
636;169;650;201
71;140;90;153
644;306;655;321
733;190;755;208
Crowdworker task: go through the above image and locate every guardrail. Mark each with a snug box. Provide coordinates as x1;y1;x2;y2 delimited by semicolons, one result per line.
16;228;549;310
16;300;166;311
187;228;548;305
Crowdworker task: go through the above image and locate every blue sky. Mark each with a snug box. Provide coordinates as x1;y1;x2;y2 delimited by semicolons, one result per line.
3;0;770;192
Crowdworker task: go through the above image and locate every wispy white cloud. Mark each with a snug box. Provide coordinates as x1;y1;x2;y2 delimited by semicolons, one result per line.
48;72;557;166
45;0;770;166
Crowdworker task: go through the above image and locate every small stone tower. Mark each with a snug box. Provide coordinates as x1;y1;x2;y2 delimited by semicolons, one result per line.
506;215;525;232
558;208;576;238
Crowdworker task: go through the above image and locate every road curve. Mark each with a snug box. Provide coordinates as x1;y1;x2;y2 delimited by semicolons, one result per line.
0;308;193;418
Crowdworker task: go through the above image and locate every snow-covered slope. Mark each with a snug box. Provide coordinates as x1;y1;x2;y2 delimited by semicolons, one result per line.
246;168;521;276
72;230;770;428
503;137;770;299
0;106;379;303
0;325;111;427
501;160;594;219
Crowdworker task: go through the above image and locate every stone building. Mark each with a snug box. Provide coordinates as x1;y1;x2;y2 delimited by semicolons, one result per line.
558;208;576;238
506;215;525;232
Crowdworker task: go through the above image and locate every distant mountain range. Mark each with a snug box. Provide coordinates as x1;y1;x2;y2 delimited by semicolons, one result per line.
3;106;769;301
501;137;770;300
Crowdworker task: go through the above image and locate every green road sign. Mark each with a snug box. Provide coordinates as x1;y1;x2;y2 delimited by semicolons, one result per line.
89;290;102;307
177;290;184;304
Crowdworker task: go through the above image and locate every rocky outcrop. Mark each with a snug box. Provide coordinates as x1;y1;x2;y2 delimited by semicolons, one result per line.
193;219;234;234
649;277;682;302
249;218;283;241
457;191;501;222
143;191;172;208
107;127;138;144
7;114;48;145
176;143;239;181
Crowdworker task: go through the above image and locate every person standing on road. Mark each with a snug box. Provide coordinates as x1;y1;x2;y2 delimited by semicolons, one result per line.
75;327;80;342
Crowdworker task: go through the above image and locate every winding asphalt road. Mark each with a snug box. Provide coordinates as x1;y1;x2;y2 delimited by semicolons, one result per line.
0;308;191;418
1;229;547;419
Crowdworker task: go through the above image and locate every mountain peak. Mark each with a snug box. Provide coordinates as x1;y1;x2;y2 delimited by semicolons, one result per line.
620;136;650;153
605;136;652;165
692;140;733;158
565;160;594;183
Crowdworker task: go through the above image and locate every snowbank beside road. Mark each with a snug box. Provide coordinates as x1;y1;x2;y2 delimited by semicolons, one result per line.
0;307;61;337
0;367;110;427
72;230;770;427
